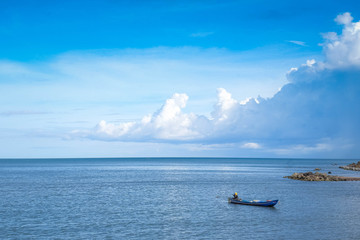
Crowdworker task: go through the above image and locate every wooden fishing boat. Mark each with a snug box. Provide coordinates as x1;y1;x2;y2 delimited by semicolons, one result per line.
228;198;278;207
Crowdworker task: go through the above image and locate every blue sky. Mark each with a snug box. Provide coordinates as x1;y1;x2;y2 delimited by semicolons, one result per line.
2;0;358;60
1;0;360;158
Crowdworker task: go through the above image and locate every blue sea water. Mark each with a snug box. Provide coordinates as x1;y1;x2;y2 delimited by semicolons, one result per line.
0;158;360;239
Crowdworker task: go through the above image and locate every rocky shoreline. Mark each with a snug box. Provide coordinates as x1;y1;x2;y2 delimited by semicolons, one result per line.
339;161;360;171
284;171;360;181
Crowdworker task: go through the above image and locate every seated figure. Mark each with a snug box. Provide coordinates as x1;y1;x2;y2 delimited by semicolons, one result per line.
233;192;238;199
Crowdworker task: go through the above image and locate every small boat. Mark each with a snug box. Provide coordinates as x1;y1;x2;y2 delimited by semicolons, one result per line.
228;198;278;207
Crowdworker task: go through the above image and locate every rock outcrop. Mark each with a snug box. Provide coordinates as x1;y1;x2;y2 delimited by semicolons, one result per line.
339;161;360;171
284;171;360;181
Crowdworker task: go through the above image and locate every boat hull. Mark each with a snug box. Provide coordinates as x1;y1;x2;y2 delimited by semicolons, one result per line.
228;198;278;207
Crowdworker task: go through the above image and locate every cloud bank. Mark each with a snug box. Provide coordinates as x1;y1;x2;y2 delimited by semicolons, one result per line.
74;12;360;157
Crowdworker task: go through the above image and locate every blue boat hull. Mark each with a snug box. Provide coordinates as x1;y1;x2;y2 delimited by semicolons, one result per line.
228;198;278;207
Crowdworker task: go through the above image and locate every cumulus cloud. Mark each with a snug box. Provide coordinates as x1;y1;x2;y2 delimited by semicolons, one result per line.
334;12;353;25
78;93;208;141
323;12;360;68
75;12;360;157
75;87;260;144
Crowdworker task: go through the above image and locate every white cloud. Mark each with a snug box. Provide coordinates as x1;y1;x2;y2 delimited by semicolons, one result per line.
74;12;360;157
211;88;238;121
288;40;306;46
191;32;214;37
241;142;261;149
335;12;353;25
323;12;360;68
95;120;135;138
78;93;207;141
149;93;203;140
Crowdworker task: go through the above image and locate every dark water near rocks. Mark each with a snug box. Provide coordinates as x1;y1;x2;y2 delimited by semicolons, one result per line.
1;158;360;239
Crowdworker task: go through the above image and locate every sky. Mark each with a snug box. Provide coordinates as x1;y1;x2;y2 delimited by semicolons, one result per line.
1;0;360;158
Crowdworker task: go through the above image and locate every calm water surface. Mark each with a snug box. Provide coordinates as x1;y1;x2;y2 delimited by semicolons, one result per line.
0;158;360;239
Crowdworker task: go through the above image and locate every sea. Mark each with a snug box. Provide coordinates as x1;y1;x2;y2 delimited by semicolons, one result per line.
0;158;359;240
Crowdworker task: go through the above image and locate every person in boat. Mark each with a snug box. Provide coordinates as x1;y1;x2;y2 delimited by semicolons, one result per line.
233;192;238;199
